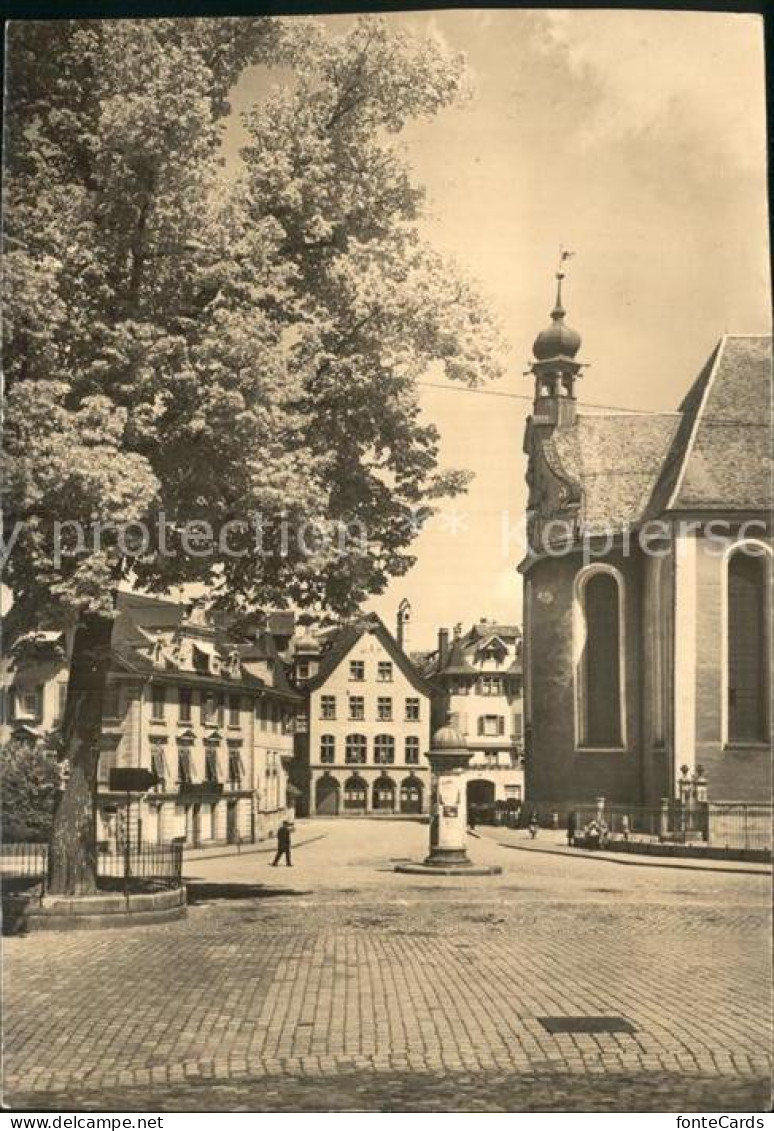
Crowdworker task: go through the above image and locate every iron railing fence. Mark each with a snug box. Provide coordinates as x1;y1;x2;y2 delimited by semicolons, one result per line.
523;801;771;852
0;842;48;879
0;840;185;892
706;803;771;852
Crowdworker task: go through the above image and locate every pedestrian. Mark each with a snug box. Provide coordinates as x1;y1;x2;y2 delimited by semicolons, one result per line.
468;807;477;832
528;809;539;839
567;809;577;847
271;820;293;867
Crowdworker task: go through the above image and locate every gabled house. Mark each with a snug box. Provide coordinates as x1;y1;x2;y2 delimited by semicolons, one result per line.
422;619;524;808
292;612;433;817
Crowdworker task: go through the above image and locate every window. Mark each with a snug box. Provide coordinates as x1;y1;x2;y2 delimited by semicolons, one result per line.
345;734;367;764
484;751;499;767
374;734;395;764
205;747;220;783
202;692;222;726
151;685;166;722
450;679;470;696
377;697;392;721
12;686;40;721
405;697;420;721
505;784;522;801
349;696;365;721
103;683;121;720
151;746;168;788
377;661;393;683
405;736;420;765
228;694;241;727
228;747;244;787
297;661;310;680
576;568;624;748
178;687;193;723
349;660;365;681
479;675;503;696
727;549;769;743
178;749;193;784
320;735;336;764
321;695;336;720
343;775;367;809
56;683;68;724
478;715;505;737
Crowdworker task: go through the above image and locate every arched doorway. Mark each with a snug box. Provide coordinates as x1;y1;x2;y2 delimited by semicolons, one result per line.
343;774;367;813
467;778;496;825
372;774;396;812
400;775;423;814
315;774;340;816
467;779;496;807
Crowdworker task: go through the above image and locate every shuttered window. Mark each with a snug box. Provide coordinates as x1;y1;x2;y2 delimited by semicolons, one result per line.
728;552;768;743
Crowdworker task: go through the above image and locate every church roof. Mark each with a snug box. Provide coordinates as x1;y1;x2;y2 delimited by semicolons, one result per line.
548;412;680;530
540;334;771;531
647;334;772;514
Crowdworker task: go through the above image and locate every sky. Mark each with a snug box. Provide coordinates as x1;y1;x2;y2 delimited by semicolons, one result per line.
232;9;771;650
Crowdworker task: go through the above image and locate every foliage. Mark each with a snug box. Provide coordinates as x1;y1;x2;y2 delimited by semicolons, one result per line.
1;739;61;843
2;15;504;627
2;16;504;890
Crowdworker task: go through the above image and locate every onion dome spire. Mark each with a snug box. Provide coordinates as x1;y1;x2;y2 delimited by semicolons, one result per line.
532;250;582;362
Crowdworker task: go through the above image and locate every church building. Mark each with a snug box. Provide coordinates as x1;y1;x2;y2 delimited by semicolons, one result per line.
520;268;771;811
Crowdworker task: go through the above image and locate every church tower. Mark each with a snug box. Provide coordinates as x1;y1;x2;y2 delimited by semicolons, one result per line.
528;260;583;429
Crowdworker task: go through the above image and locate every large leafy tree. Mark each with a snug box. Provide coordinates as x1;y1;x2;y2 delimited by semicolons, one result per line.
1;739;62;843
2;16;504;893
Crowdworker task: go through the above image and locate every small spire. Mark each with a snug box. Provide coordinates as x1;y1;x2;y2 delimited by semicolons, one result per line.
552;247;574;321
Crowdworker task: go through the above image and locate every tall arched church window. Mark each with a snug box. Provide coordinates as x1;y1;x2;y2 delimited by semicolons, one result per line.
727;548;769;743
576;567;625;748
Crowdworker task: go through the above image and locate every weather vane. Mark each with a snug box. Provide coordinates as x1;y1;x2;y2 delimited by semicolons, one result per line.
557;246;575;278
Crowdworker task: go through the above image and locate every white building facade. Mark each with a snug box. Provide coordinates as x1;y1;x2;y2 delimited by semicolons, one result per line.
293;614;433;817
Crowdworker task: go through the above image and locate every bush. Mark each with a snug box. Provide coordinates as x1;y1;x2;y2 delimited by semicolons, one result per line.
1;739;61;842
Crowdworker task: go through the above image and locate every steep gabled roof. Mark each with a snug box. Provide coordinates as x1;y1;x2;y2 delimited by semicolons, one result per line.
438;636;477;677
305;613;435;696
550;411;681;531
648;335;772;514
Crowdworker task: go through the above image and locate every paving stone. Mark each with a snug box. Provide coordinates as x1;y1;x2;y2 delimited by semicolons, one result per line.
3;819;770;1112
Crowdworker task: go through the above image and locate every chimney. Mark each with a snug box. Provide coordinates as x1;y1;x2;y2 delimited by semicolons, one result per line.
438;628;449;668
397;598;411;653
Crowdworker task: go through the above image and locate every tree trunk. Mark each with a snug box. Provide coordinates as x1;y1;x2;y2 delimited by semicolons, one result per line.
47;610;115;895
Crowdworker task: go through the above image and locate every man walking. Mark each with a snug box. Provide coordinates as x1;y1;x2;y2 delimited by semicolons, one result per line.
271;820;293;867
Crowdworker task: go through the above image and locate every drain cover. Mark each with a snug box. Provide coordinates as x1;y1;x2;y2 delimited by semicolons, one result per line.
538;1016;636;1034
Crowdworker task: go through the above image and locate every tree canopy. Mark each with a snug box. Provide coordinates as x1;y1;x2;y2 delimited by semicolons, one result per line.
2;16;504;892
3;15;504;627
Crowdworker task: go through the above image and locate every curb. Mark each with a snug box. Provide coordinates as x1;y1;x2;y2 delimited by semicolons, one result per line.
495;840;770;876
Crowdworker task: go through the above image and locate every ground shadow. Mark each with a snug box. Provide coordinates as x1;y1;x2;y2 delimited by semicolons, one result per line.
185;879;311;903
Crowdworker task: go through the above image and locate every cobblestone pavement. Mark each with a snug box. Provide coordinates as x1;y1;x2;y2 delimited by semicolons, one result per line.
4;820;771;1112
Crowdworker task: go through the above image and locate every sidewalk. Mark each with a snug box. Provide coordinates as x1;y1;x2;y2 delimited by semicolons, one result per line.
479;827;771;876
182;830;327;865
